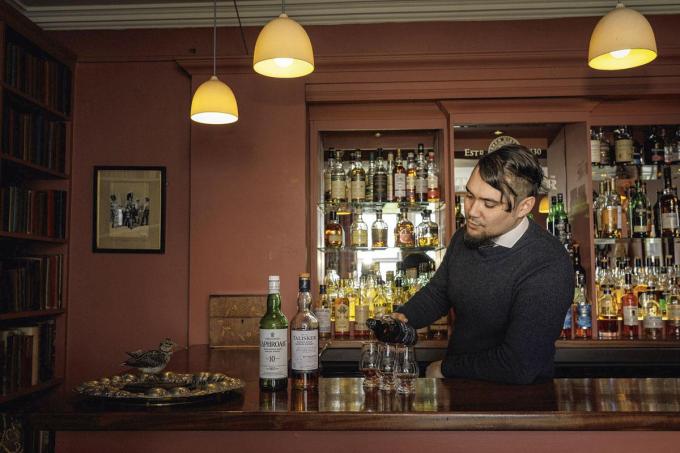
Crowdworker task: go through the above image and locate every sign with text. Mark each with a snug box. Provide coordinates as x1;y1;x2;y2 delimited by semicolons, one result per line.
454;148;547;159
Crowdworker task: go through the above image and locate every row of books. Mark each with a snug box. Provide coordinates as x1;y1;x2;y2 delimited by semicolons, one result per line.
0;321;55;395
0;255;63;313
0;188;67;238
5;40;72;115
3;103;67;173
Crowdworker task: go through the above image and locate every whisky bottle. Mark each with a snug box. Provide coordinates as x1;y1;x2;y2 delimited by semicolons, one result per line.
324;211;344;248
647;126;665;164
659;165;679;237
330;150;346;203
260;275;289;391
333;281;350;337
426;151;440;202
394;207;415;248
372;282;388;318
598;127;611;166
366;316;418;346
661;127;673;164
366;151;376;202
354;289;370;338
391;278;406;312
406;152;417;203
455;195;465;230
621;273;640;340
560;303;573;340
629;180;650;238
386;151;395;202
371;208;388;248
666;277;680;340
597;286;619;339
374;148;388;203
323;148;335;202
590;128;601;165
615;125;633;164
641;286;663;340
291;273;319;389
574;285;592;339
415;144;428;203
601;178;622;238
393;149;407;202
315;284;332;339
349;206;368;248
554;193;569;243
672;127;680;163
416;209;439;247
350;151;366;203
546;196;556;235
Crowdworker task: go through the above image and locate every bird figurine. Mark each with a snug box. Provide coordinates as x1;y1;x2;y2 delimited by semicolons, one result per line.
122;338;178;374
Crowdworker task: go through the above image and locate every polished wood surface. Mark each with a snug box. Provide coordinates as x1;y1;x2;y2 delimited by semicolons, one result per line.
20;346;680;432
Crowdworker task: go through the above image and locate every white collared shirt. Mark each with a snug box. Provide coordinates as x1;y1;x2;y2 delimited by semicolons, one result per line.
493;217;529;248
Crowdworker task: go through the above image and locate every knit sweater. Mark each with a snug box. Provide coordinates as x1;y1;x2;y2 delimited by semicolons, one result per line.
398;220;574;384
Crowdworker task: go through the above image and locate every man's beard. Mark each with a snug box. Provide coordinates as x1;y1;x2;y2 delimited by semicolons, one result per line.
463;229;496;249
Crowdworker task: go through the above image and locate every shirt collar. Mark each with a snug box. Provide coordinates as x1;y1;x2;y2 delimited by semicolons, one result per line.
493;217;529;248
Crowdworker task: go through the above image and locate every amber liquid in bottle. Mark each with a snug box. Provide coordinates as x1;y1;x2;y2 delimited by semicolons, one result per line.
621;274;640;340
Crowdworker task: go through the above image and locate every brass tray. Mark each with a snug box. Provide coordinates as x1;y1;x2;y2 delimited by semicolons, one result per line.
74;371;244;406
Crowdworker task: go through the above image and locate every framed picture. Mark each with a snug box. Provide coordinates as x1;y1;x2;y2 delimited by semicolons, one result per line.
93;166;166;253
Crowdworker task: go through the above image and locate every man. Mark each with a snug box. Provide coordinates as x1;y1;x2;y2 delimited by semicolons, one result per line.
395;144;573;384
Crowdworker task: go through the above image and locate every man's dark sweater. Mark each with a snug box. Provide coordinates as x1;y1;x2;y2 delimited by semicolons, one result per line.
399;220;574;384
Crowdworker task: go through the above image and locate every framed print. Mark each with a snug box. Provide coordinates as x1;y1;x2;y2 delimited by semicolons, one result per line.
93;166;166;253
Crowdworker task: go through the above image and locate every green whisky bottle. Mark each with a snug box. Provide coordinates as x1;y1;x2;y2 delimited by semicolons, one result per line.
259;275;289;391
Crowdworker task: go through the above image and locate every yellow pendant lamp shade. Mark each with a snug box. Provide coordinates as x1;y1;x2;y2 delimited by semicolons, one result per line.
538;195;550;214
588;3;657;70
253;13;314;78
191;75;239;124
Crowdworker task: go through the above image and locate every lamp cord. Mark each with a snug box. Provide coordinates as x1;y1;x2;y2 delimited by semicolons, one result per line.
282;0;285;14
233;0;249;55
212;0;217;76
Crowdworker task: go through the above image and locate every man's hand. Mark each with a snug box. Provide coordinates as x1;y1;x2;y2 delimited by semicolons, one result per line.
390;312;408;323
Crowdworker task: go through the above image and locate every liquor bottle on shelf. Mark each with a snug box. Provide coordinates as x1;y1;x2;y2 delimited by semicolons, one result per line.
291;273;319;389
415;144;428;203
646;126;665;164
259;275;289;391
333;281;350;337
601;178;622;239
629;180;650;238
597;286;619;339
323;148;335;202
659;165;680;237
590;128;601;165
354;287;370;338
573;244;587;288
554;193;569;244
593;182;607;238
366;151;376;202
560;303;573;340
373;282;388;318
427;151;440;202
393;149;407;202
374;149;388;203
330;149;346;203
667;277;680;340
615;125;633;164
350;150;366;203
598;127;611;166
455;195;465;230
371;208;388;248
392;278;406;312
574;283;592;339
633;140;645;165
349;206;368;248
406;151;417;203
314;284;331;339
386;151;395;202
641;286;663;340
621;274;640;340
672;127;680;163
366;316;418;346
345;274;360;323
547;196;557;235
325;211;344;249
416;209;439;247
661;127;674;164
394;208;415;248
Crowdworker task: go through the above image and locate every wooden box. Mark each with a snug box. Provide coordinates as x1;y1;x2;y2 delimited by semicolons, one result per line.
209;295;267;348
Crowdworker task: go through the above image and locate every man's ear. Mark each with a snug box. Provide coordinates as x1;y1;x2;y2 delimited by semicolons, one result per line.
517;196;535;218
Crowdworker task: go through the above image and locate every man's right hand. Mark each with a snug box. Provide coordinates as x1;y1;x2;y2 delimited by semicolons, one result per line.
390;312;408;323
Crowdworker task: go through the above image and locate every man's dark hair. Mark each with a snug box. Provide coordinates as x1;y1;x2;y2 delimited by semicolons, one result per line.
475;144;543;212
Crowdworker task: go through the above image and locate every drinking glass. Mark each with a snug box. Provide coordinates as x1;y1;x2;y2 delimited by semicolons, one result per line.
359;341;380;388
394;345;418;394
377;343;397;391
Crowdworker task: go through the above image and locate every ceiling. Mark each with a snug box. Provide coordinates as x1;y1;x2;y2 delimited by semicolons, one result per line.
7;0;680;31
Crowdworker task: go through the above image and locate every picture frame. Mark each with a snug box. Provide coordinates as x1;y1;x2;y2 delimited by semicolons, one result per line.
92;166;166;253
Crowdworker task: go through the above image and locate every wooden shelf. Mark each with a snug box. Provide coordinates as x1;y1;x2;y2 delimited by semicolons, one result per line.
0;309;64;322
1;81;70;120
1;153;68;179
0;378;62;405
0;231;67;243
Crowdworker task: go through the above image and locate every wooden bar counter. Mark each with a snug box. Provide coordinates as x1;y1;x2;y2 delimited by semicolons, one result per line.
17;346;680;434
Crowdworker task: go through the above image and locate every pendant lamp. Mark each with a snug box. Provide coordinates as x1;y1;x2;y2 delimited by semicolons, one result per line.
588;2;657;71
538;195;550;214
191;0;238;124
253;0;314;78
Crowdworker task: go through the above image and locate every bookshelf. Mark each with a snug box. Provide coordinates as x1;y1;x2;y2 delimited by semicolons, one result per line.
0;2;74;409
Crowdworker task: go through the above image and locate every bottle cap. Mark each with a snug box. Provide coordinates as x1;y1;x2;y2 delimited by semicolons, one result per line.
268;275;280;293
300;273;310;279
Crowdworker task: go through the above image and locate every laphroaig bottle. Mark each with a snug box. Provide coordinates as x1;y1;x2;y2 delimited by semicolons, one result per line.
260;275;289;391
314;284;331;339
291;273;319;389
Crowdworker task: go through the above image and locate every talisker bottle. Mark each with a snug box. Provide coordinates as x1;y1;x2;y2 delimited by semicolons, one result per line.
291;273;319;389
259;275;289;391
366;316;418;346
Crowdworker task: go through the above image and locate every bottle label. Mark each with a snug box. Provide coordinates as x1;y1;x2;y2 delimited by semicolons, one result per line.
652;148;664;162
427;173;439;190
374;174;387;201
335;301;350;333
665;145;674;164
331;179;345;200
351;229;368;247
562;307;573;330
260;329;288;379
615;139;633;163
398;227;414;246
643;315;663;329
416;176;428;196
591;139;601;163
623;305;639;326
371;228;387;247
326;232;342;246
394;174;406;197
662;212;679;230
291;329;319;371
355;305;369;332
406;174;416;193
351;180;365;200
668;305;680;320
315;308;331;333
576;304;592;329
602;207;619;234
387;173;394;201
599;143;611;165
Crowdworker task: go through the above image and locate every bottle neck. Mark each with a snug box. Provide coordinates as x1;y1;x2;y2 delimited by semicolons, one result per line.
297;290;311;311
267;292;282;313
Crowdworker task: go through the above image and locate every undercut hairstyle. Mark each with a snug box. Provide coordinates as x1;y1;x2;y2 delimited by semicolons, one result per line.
475;144;544;212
